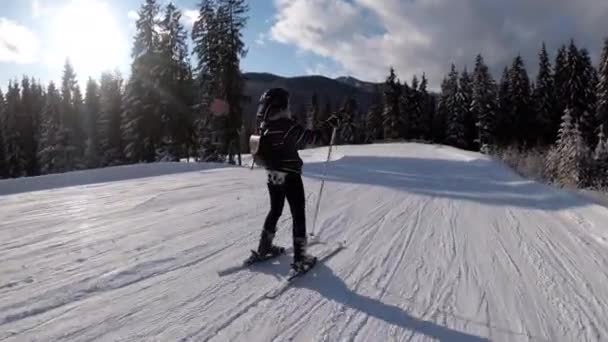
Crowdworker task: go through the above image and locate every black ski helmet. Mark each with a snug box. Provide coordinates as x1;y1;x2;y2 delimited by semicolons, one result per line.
257;88;290;120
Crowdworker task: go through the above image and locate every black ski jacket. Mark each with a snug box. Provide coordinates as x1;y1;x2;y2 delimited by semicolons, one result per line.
260;118;330;174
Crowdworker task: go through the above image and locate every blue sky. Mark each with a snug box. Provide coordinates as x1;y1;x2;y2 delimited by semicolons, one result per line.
1;0;607;92
0;0;339;91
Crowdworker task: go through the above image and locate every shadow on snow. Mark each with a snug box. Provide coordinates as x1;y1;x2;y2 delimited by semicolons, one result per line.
302;155;590;211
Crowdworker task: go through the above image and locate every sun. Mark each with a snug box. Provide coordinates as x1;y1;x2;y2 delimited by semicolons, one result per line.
48;0;129;80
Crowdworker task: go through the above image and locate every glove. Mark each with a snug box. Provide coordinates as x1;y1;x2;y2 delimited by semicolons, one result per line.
326;115;341;129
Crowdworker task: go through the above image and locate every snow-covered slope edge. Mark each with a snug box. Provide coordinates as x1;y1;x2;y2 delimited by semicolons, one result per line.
0;162;229;196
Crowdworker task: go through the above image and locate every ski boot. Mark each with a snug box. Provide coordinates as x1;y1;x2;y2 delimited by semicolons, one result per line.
291;253;317;273
292;237;317;272
245;245;285;265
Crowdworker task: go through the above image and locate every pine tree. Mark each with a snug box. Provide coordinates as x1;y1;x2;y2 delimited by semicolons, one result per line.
579;48;599;147
214;0;249;165
434;77;450;143
4;81;25;177
366;85;383;142
308;93;319;130
192;0;224;162
100;72;125;166
460;67;475;149
407;75;424;139
534;43;558;145
496;67;512;146
546;109;590;188
383;67;402;139
445;64;466;148
592;127;608;188
337;97;358;144
84;78;101;168
418;73;434;141
471;54;497;152
20;77;40;176
508;55;533;145
38;82;64;174
157;3;195;161
122;0;163;163
554;44;569;121
60;60;85;170
597;38;608;137
0;89;8;178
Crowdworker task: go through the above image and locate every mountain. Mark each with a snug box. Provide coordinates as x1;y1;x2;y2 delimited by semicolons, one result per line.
3;142;608;341
334;75;380;92
242;72;381;131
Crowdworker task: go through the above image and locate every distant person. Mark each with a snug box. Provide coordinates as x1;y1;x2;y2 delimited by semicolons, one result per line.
249;87;340;272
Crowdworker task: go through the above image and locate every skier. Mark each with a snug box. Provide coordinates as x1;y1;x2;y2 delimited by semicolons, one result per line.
249;87;340;272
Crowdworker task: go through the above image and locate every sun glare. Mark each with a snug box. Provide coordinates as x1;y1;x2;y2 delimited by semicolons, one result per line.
48;0;129;79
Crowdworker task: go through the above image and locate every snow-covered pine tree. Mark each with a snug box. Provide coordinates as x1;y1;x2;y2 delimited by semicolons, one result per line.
99;72;125;167
4;81;25;178
445;64;466;148
534;43;558;145
592;127;608;188
598;38;608;137
122;0;163;163
563;40;593;146
382;67;402;140
508;55;533;146
0;89;8;178
471;54;497;153
84;78;101;168
38;82;64;174
460;67;475;150
546;108;590;188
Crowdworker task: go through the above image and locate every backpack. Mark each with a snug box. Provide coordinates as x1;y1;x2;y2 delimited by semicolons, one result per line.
249;128;272;167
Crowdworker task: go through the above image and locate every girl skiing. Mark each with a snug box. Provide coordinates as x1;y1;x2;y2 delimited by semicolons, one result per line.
249;87;339;272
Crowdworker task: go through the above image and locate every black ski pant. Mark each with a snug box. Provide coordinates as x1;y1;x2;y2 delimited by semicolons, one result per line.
261;172;307;257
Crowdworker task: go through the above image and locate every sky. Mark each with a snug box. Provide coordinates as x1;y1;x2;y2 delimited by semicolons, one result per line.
1;0;607;92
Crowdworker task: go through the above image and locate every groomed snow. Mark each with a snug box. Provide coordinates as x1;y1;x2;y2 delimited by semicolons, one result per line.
1;142;608;341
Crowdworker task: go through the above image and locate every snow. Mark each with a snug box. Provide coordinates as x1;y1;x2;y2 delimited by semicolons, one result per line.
2;142;608;341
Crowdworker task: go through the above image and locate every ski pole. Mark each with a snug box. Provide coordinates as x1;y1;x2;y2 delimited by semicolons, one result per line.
310;127;337;239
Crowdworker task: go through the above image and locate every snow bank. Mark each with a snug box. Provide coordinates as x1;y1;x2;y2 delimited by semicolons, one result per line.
0;162;228;196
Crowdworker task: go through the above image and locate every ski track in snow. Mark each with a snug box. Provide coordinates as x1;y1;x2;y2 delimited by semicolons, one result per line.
1;143;608;341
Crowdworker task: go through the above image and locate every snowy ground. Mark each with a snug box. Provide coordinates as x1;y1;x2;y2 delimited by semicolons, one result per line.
2;142;608;341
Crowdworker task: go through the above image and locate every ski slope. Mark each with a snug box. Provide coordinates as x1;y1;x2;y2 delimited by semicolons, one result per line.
2;143;608;341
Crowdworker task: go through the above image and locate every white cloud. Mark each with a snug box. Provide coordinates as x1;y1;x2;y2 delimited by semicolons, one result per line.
183;9;198;26
270;0;608;88
128;10;139;21
32;0;41;18
0;18;40;64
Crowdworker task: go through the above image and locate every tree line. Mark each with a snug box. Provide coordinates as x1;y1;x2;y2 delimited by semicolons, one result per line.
0;0;248;178
311;38;608;189
1;0;607;190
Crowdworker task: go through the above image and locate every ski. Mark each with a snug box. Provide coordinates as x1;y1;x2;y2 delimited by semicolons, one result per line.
216;240;326;277
264;242;346;299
